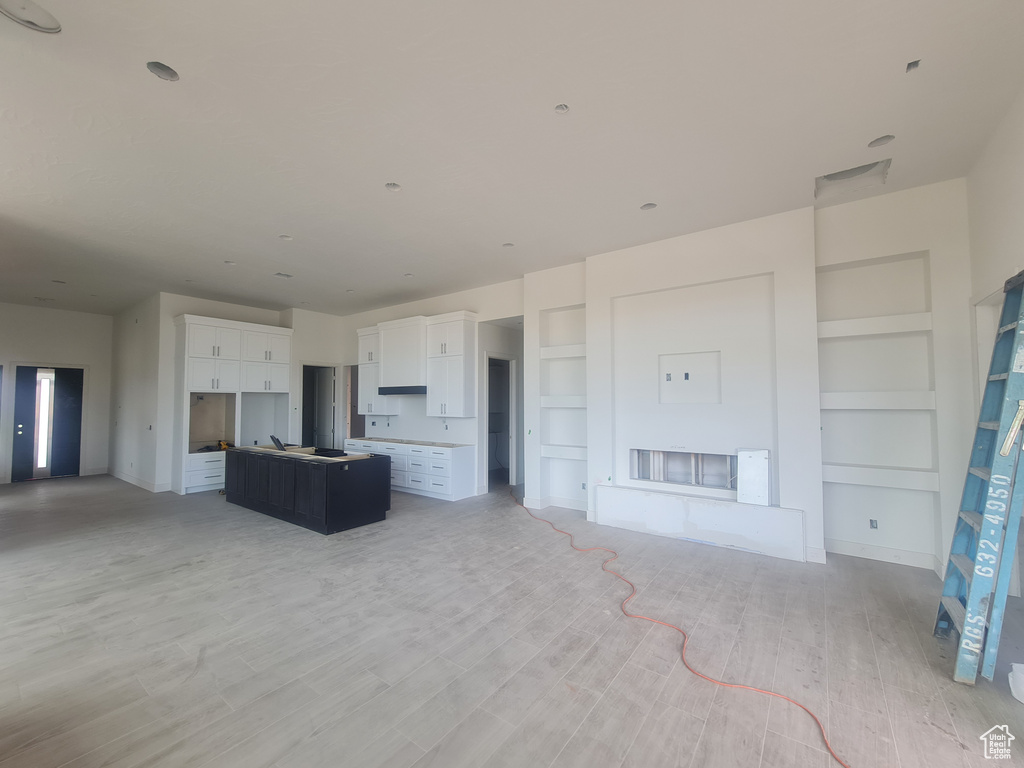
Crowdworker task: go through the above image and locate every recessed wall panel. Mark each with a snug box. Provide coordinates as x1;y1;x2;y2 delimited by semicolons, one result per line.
816;255;929;321
820;409;935;469
818;333;932;392
823;482;938;554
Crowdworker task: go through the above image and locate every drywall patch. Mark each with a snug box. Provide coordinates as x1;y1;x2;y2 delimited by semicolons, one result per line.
659;351;721;403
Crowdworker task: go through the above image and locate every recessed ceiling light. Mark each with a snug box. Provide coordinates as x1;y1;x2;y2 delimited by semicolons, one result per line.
346;289;355;293
403;273;414;278
0;0;60;33
273;272;293;278
640;202;658;210
300;301;310;305
184;279;196;283
385;182;402;191
554;104;570;114
906;60;920;73
51;279;66;284
33;296;54;302
278;234;293;240
502;242;515;248
868;134;895;148
147;61;179;81
223;260;237;266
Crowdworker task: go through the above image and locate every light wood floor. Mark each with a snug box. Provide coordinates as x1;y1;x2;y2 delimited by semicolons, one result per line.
1;475;1021;768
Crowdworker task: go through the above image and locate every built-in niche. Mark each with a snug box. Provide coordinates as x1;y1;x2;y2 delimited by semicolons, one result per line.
188;392;236;453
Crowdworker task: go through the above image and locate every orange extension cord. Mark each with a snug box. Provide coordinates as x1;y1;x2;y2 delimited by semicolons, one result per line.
512;493;852;768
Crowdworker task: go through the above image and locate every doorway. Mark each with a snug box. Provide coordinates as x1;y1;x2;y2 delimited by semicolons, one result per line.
347;366;365;439
487;358;513;489
301;365;337;449
11;366;84;482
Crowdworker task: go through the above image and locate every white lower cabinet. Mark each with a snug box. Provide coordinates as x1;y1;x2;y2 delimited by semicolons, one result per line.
343;439;474;501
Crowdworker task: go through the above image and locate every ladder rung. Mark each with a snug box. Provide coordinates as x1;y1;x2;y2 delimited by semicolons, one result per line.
998;322;1018;334
978;422;1000;431
968;467;992;482
989;373;1009;381
959;509;983;531
950;553;976;583
940;596;967;633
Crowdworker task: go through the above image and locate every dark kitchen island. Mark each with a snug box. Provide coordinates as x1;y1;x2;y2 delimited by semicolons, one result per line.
224;446;391;534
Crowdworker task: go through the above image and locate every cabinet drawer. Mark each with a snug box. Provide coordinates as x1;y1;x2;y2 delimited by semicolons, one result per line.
390;470;409;488
186;469;225;486
426;458;450;476
406;472;428;490
408;457;428;473
428;447;451;459
424;476;450;495
407;445;429;456
378;443;407;455
187;453;225;471
389;455;408;471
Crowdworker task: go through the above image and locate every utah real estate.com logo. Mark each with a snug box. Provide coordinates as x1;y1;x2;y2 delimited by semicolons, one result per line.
980;725;1014;760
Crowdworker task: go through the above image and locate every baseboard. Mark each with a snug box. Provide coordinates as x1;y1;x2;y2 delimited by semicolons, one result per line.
110;468;162;494
824;538;935;570
805;546;827;564
83;467;109;477
522;496;548;510
546;495;588;512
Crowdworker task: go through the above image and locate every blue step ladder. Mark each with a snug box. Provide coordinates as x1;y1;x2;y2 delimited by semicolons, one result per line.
935;269;1024;684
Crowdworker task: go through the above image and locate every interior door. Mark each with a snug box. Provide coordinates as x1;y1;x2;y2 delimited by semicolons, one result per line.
315;367;335;448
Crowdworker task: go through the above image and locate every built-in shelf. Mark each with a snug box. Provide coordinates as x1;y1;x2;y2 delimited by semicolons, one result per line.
540;344;586;359
819;390;936;410
540;444;588;461
817;312;932;339
540;395;587;409
822;463;940;492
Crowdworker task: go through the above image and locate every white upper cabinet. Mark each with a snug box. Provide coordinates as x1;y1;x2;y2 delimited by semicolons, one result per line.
188;324;241;359
241;362;289;392
426;318;472;358
357;362;400;415
357;328;379;364
242;330;290;363
426;356;471;416
188;358;240;391
379;316;427;388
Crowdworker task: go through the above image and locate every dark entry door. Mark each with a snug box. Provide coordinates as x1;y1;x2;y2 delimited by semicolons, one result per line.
11;366;84;482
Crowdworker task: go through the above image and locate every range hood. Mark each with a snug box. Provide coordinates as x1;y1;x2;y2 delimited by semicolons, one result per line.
378;385;427;395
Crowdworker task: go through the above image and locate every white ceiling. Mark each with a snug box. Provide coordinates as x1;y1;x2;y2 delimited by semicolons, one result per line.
2;0;1023;317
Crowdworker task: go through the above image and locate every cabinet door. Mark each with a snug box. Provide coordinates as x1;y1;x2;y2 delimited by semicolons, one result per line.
426;357;447;416
188;357;218;390
242;331;268;361
444;356;466;416
441;321;465;357
358;332;378;364
267;334;290;363
216;328;242;359
426;323;447;358
217;360;240;391
241;361;268;392
268;363;289;392
188;325;219;358
357;363;379;414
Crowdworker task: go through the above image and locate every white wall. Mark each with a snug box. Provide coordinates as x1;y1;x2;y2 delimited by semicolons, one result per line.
815;180;974;573
110;294;160;489
585;208;825;561
968;84;1024;302
0;301;113;484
